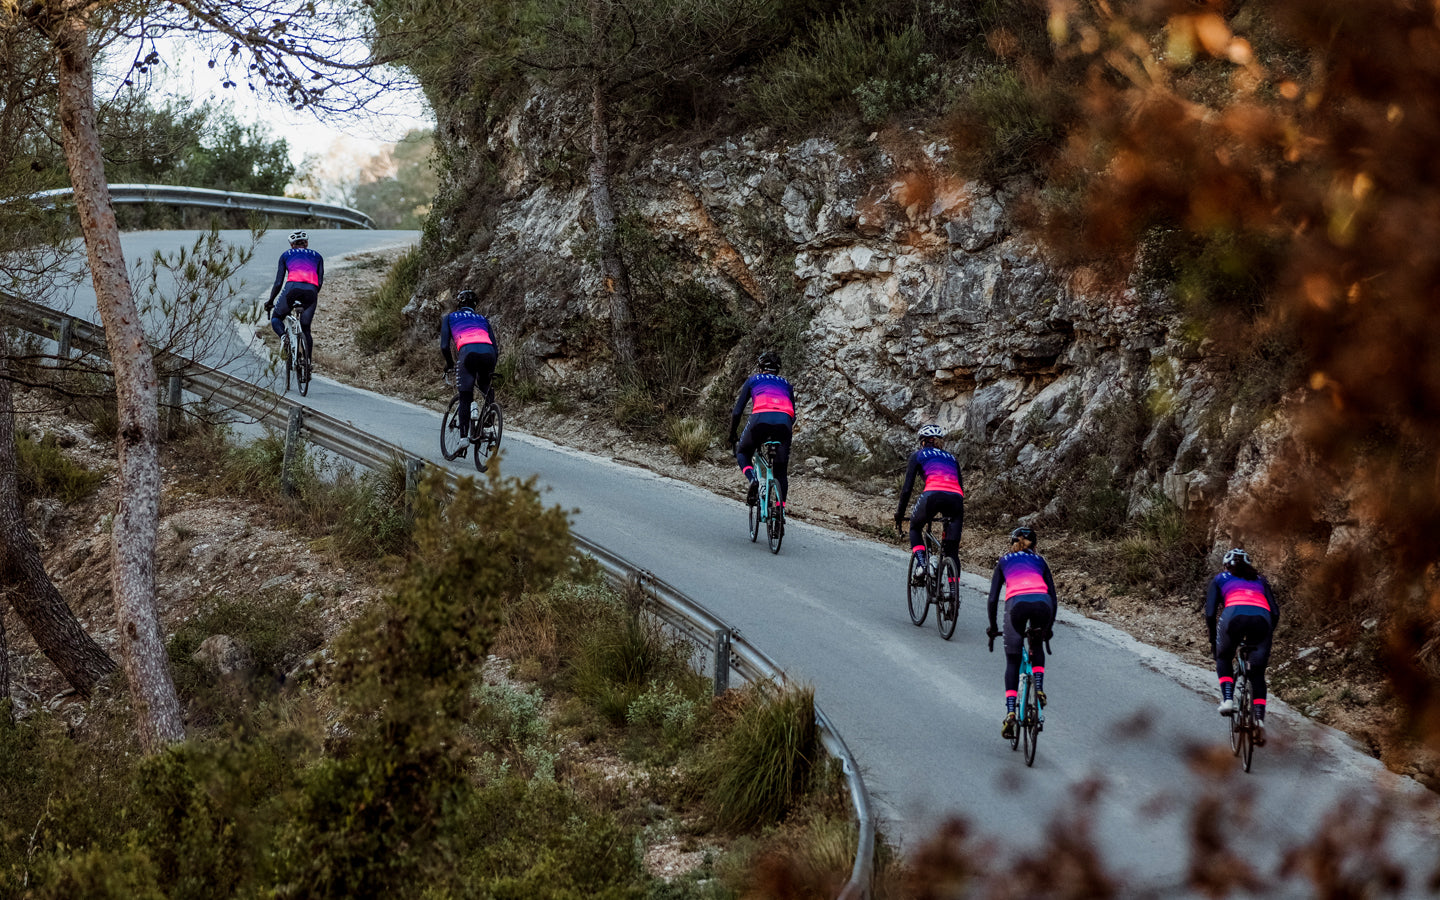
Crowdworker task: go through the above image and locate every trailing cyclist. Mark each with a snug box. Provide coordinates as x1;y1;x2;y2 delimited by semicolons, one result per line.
893;424;964;585
440;289;500;446
985;526;1058;741
729;350;795;509
1205;548;1279;746
261;230;324;359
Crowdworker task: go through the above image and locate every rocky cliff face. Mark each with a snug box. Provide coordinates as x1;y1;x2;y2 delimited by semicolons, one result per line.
412;89;1268;544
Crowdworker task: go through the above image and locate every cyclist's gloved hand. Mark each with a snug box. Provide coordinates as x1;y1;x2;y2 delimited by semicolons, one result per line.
893;514;904;532
1043;627;1054;642
263;300;274;314
986;625;1001;639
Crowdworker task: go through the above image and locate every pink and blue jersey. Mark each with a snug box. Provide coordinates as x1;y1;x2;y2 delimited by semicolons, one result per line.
995;551;1054;602
1205;573;1276;619
896;448;964;513
269;248;324;301
441;309;496;362
732;374;795;426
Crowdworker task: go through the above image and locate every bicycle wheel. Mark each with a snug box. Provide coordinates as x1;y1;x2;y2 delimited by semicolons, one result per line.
474;402;501;471
1011;676;1025;752
1023;682;1040;766
936;557;959;640
748;496;760;542
906;552;929;626
767;489;784;554
1238;683;1255;772
282;333;293;394
440;395;466;460
297;347;310;397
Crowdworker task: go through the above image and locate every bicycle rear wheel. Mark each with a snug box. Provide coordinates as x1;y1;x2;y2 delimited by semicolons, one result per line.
936;557;959;640
767;488;784;553
282;334;293;394
440;395;466;460
475;402;502;471
906;553;929;626
297;347;310;397
748;498;760;542
1022;683;1040;766
1238;682;1255;772
1011;677;1025;752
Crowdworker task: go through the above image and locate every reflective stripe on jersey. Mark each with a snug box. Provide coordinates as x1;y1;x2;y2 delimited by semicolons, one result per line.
1000;552;1049;601
1220;578;1272;612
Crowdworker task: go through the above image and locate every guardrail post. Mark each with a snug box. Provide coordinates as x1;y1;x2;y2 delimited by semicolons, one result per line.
56;319;72;361
280;405;304;497
404;457;424;523
712;628;731;695
164;374;183;438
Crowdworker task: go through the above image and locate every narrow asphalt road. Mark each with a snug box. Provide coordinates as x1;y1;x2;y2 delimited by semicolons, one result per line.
48;228;1440;894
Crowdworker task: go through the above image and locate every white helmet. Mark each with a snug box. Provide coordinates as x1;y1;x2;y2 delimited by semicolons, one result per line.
289;230;308;244
918;424;945;443
1223;548;1252;569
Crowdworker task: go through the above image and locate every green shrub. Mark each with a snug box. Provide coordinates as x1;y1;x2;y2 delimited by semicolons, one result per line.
571;610;694;725
15;430;102;502
356;244;423;351
699;685;819;832
666;416;712;464
626;680;702;747
947;63;1066;183
746;17;937;131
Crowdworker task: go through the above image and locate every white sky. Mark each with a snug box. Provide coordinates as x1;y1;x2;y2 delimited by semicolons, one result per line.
109;35;435;188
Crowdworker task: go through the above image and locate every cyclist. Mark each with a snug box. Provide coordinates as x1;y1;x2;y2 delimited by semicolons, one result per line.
261;230;324;360
985;526;1058;740
440;289;500;454
1205;547;1279;746
893;424;964;585
728;350;795;508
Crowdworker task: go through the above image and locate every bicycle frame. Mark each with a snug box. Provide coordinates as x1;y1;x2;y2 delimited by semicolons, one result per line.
754;442;781;523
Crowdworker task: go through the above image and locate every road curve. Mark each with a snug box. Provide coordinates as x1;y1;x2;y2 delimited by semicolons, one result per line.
54;229;1440;894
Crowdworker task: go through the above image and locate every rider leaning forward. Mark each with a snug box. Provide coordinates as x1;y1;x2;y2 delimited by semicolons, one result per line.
440;289;499;451
893;424;964;584
1205;547;1279;746
986;526;1059;741
729;350;796;509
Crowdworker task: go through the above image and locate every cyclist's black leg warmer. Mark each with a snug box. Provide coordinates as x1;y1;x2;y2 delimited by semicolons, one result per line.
938;494;964;571
771;431;791;501
909;492;937;550
270;293;290;337
465;348;497;405
297;299;316;358
457;390;474;435
1004;654;1022;692
735;424;758;474
1244;617;1274;703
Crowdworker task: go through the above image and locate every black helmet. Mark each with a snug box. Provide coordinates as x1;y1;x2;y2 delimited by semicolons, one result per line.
1223;547;1251;569
757;350;781;373
1009;526;1037;549
456;289;478;309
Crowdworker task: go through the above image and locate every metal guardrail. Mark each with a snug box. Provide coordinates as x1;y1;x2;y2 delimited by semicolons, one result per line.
29;184;375;230
0;293;875;899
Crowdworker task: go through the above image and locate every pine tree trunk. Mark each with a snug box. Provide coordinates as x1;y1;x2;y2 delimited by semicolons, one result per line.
53;12;183;749
0;356;117;696
587;76;637;371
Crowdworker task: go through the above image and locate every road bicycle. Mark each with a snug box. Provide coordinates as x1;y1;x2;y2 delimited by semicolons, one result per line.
901;516;961;640
1229;641;1259;772
747;440;785;553
990;622;1049;766
279;308;311;397
439;372;503;471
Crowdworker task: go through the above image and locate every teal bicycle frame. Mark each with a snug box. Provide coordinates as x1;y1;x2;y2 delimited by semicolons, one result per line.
748;441;785;553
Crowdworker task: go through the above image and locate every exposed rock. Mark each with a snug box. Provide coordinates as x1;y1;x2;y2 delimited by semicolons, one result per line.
192;634;253;678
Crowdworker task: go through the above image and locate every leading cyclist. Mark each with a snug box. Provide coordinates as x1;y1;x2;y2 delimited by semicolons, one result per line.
728;350;796;508
986;526;1059;740
261;230;324;360
893;424;964;585
1205;547;1279;746
440;289;500;453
